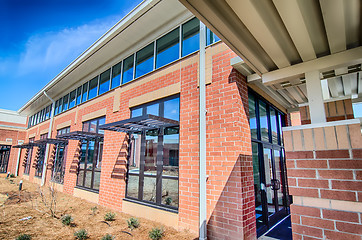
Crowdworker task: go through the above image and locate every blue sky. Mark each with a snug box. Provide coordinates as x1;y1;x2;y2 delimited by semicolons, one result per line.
0;0;141;111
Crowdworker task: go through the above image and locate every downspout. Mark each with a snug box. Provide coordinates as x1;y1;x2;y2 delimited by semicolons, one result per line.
199;21;207;240
41;91;56;186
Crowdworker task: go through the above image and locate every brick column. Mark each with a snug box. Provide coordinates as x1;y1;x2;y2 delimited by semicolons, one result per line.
284;119;362;239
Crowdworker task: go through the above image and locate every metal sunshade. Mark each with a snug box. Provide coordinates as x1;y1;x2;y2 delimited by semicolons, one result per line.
56;131;103;141
32;138;68;146
13;142;37;149
99;114;179;133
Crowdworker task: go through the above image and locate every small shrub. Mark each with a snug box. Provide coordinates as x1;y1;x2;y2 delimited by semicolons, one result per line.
104;212;116;221
9;173;15;178
127;217;140;230
15;234;31;240
101;234;114;240
164;197;172;205
149;227;164;240
74;229;88;240
91;206;98;215
61;214;73;226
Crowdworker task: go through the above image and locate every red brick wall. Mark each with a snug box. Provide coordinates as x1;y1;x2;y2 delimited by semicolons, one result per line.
0;128;26;174
178;45;256;239
9;42;258;239
285;122;362;239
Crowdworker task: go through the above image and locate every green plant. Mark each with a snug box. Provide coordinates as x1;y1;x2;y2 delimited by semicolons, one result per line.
61;214;73;226
104;212;116;221
91;206;98;215
164;197;172;205
9;173;15;178
149;227;164;240
101;234;115;240
74;229;88;240
15;234;32;240
127;217;140;230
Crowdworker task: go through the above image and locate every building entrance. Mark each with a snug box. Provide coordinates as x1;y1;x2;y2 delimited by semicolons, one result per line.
0;145;11;173
249;91;290;237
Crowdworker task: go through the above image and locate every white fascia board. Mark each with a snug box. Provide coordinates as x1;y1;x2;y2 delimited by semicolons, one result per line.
18;0;160;114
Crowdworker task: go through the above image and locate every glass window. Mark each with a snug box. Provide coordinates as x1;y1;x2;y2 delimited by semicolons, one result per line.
182;18;200;56
81;82;88;103
88;77;98;100
131;108;142;118
77;117;105;191
122;55;134;84
156;28;180;68
164;97;180;121
249;94;258;139
135;43;154;78
69;90;76;109
126;95;179;209
98;69;111;95
270;109;278;144
259;101;269;142
62;94;69;112
45;105;50;119
58;98;63;113
111;62;122;89
76;86;82;105
206;27;221;45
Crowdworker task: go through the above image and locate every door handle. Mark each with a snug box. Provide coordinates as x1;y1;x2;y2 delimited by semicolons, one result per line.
271;179;281;190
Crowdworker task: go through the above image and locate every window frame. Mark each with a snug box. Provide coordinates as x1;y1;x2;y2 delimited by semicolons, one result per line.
126;95;180;211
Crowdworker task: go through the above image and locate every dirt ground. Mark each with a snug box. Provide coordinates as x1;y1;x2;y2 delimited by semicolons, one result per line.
0;175;196;240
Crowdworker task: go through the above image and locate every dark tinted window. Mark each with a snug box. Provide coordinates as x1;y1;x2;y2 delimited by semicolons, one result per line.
88;77;98;100
98;69;110;95
122;55;134;84
69;90;76;109
111;62;122;89
82;82;88;103
182;18;199;56
135;43;154;78
156;28;179;68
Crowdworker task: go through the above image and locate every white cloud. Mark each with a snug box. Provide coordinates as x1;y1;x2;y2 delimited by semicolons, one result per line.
17;17;118;77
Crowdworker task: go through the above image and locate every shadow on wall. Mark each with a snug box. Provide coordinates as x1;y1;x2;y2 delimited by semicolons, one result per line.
111;134;129;180
69;141;82;174
207;154;256;240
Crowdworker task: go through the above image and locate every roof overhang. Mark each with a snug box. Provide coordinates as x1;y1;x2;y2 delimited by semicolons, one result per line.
179;0;362;109
19;0;191;115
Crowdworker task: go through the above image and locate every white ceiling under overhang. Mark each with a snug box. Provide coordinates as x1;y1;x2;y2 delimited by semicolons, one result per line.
179;0;362;110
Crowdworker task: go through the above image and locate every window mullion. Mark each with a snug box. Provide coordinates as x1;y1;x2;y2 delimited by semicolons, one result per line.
156;128;164;204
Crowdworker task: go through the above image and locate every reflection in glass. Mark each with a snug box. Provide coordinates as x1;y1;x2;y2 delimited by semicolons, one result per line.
143;176;156;203
164;98;180;120
131;108;142;118
82;82;88;103
122;55;134;84
249;94;258;139
76;86;82;105
252;142;264;228
127;175;139;199
259;101;269;142
147;104;159;116
182;18;199;56
206;28;221;45
274;150;284;207
156;28;179;68
263;148;275;215
69;90;76;109
162;178;178;207
135;43;154;78
145;130;158;175
98;69;111;95
62;94;69;112
88;77;98;100
111;62;122;89
270;109;278;144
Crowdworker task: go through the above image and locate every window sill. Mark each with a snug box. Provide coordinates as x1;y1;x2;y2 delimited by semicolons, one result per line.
123;198;178;214
74;186;99;194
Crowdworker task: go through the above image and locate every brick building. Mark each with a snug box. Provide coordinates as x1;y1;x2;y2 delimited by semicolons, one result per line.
2;0;361;239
